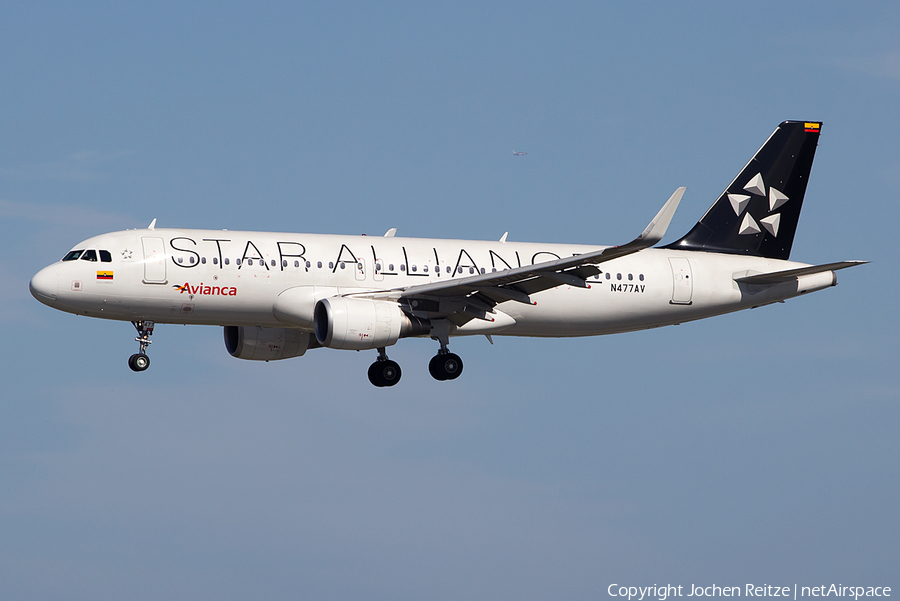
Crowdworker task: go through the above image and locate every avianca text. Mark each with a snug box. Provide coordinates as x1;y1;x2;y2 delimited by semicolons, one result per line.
174;283;237;296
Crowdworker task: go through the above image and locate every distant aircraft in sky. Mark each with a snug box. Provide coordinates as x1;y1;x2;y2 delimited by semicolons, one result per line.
31;121;865;387
512;150;527;156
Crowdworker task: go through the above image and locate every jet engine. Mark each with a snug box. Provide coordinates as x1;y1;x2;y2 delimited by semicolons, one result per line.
314;297;430;350
224;325;316;361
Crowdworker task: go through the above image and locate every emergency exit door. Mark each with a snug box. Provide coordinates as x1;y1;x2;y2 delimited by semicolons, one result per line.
142;237;167;284
669;257;693;305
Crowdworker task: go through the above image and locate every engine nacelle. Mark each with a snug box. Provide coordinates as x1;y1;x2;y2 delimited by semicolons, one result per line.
224;326;314;361
314;297;429;350
272;285;339;329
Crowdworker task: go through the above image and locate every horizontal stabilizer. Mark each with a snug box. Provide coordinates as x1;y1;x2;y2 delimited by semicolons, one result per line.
734;260;868;285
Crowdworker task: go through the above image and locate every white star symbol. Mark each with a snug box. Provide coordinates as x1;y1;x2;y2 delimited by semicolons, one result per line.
736;173;788;237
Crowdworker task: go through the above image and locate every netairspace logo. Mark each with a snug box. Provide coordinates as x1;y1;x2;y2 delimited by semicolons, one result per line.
607;585;892;601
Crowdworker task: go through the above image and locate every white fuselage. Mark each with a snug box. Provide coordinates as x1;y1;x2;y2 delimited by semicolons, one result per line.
30;228;836;338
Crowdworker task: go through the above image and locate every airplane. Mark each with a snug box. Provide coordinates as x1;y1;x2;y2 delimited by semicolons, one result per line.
513;150;527;156
30;121;865;387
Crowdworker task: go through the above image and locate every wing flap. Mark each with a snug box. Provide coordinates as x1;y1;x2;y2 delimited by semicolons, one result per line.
400;187;685;301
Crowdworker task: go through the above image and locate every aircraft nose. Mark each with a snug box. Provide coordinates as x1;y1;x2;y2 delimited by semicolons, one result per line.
30;266;59;305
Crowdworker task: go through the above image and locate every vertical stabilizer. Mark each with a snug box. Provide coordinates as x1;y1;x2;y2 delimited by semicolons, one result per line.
666;121;822;260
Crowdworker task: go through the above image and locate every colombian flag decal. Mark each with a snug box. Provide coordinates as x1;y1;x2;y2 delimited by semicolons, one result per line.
97;271;114;280
804;122;821;133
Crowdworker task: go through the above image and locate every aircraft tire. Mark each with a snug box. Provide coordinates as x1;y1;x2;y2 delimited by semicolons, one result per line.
128;353;150;372
369;360;401;387
429;353;462;381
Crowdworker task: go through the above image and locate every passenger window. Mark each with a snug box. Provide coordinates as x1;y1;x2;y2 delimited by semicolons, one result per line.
423;265;428;273
469;267;474;274
340;262;345;269
305;261;311;268
99;250;112;262
480;268;485;274
201;257;206;264
446;266;451;273
389;264;394;271
271;260;276;267
317;261;322;269
328;262;333;269
282;260;288;268
294;260;300;268
617;273;622;280
400;264;406;271
177;257;183;264
213;257;218;265
411;265;416;272
247;259;253;266
236;259;241;266
63;250;83;261
81;250;98;262
224;258;230;265
189;256;195;265
605;273;610;280
628;273;633;281
639;274;644;281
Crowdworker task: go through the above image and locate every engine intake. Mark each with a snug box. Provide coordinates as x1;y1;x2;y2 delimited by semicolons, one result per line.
314;297;430;350
224;326;315;361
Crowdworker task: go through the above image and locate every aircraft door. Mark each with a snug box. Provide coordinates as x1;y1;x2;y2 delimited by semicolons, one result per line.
142;237;167;284
373;258;384;282
669;257;693;305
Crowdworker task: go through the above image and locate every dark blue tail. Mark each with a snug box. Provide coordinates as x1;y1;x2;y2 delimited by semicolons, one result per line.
666;121;822;260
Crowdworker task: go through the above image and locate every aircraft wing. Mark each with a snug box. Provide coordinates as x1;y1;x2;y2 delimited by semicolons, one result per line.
351;188;684;320
733;260;868;285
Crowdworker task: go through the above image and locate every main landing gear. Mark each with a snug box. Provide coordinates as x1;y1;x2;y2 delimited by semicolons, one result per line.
428;351;463;381
428;325;463;381
366;335;465;387
128;320;154;372
368;348;402;387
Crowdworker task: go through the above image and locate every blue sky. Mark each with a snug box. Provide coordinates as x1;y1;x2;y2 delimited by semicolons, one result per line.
1;2;897;599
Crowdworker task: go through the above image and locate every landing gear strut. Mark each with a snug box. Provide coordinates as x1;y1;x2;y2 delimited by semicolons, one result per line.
368;347;402;387
128;320;154;372
429;327;463;381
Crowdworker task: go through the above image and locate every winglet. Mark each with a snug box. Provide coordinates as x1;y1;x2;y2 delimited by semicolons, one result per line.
384;228;397;237
148;218;157;230
634;187;684;246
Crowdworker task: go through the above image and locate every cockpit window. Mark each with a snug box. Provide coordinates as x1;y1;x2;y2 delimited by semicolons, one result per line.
81;249;98;262
63;250;83;261
99;250;112;262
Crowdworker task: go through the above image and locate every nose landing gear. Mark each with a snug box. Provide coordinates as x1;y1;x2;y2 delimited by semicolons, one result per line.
128;320;154;372
368;347;402;387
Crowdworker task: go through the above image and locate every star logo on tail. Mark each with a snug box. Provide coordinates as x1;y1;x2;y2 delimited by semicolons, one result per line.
731;173;787;237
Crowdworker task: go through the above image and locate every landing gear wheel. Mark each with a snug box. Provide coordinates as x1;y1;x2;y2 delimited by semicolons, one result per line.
368;360;402;387
128;353;150;372
429;353;463;381
128;321;155;372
